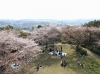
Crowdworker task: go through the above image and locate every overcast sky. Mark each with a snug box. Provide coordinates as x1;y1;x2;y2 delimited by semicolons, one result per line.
0;0;100;20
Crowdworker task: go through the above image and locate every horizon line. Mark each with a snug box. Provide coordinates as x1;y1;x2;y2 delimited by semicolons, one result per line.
0;18;99;21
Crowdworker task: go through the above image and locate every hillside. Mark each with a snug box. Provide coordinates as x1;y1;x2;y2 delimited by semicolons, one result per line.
16;44;100;74
0;24;100;74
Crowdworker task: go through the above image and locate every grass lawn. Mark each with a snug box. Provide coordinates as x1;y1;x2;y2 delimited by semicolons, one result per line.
15;43;100;74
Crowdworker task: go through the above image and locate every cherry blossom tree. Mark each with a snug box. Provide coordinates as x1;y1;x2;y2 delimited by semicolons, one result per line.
61;26;88;50
61;26;100;50
85;27;100;48
29;26;61;46
0;30;40;73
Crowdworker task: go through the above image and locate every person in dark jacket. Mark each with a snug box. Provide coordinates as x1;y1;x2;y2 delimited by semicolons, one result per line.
36;64;40;71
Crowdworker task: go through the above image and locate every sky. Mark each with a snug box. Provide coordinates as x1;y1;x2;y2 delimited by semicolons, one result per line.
0;0;100;20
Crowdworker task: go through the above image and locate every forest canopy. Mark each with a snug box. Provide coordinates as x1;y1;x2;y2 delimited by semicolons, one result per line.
83;20;100;27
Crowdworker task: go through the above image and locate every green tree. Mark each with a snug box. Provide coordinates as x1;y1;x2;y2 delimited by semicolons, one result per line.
37;25;42;28
17;29;29;38
83;20;100;27
4;25;14;30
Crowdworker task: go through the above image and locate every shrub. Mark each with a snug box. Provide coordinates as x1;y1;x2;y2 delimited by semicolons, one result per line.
20;31;28;37
76;46;81;51
84;46;100;56
92;48;100;55
17;29;29;38
37;25;42;28
77;46;87;55
4;25;14;30
81;44;86;48
80;49;87;55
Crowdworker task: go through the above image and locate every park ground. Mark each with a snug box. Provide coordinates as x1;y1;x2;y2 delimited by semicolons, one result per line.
15;43;100;74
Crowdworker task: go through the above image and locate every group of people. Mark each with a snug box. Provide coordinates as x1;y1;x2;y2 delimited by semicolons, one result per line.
36;60;67;71
37;46;84;71
77;61;84;68
48;47;66;57
36;60;84;71
60;60;67;68
48;47;62;52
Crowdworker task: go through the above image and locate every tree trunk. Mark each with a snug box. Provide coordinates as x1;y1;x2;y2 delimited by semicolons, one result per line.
76;41;79;51
45;41;48;51
88;32;92;46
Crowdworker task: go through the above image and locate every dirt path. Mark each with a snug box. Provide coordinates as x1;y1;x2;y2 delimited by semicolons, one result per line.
56;43;100;60
83;48;100;60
